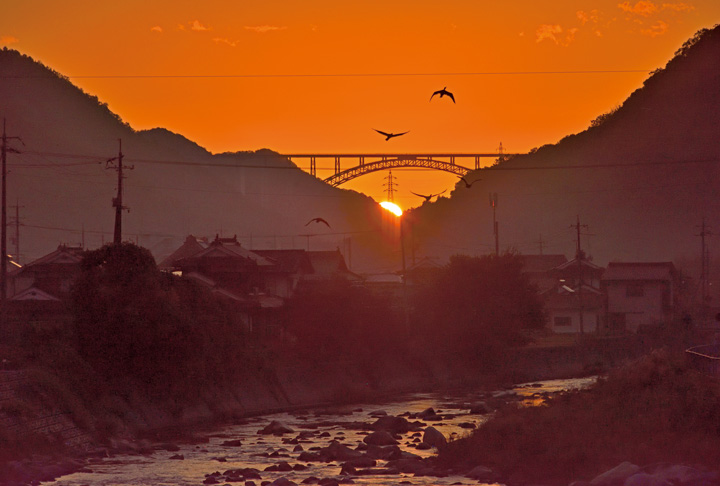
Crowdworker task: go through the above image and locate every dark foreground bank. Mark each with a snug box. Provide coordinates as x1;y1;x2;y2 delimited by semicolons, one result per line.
0;334;649;485
434;349;720;485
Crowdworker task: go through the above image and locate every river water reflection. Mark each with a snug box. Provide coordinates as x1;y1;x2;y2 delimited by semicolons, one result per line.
51;377;595;486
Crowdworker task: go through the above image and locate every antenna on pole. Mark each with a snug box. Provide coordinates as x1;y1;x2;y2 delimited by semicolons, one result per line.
106;139;133;246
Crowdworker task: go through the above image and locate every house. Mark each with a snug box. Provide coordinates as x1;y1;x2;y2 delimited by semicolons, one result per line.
180;269;284;336
519;254;569;293
602;262;678;332
253;249;315;298
541;256;605;334
172;235;275;295
303;249;362;285
8;244;84;299
402;256;444;288
157;234;208;271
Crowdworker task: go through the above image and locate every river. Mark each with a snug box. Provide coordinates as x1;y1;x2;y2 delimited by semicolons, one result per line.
48;377;595;486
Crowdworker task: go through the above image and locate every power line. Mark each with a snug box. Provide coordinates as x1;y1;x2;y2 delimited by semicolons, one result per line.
16;150;720;172
1;70;652;80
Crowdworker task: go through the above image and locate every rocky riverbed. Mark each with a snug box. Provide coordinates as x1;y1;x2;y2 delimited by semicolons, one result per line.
5;376;716;486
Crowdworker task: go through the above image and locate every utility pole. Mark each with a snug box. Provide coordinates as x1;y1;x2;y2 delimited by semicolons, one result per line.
489;192;499;255
536;234;546;255
106;139;132;246
8;199;23;265
571;216;589;335
697;219;712;325
1;119;22;318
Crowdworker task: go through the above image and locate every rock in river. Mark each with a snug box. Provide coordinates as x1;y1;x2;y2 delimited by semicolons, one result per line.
363;430;399;446
258;420;295;436
422;426;447;448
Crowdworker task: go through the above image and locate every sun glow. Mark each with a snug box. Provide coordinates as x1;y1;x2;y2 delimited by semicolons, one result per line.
380;201;403;217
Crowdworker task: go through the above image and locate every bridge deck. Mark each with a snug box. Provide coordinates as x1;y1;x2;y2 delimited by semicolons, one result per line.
284;153;519;184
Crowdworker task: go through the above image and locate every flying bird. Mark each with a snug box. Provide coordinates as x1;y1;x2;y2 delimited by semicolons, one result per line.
305;217;331;228
430;87;455;103
410;189;446;202
458;176;481;188
374;129;409;141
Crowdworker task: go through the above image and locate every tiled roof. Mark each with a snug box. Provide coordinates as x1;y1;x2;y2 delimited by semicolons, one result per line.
11;286;61;301
158;235;207;269
176;239;274;267
553;258;604;272
253;249;314;274
9;244;84;277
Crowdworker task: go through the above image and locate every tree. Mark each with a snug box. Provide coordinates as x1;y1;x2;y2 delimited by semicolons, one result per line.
411;253;545;364
71;243;203;391
285;277;401;361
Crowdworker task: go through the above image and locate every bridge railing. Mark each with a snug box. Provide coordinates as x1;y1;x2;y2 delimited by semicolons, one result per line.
685;343;720;378
284;153;517;178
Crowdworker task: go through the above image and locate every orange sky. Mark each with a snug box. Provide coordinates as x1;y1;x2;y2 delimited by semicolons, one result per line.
2;1;719;205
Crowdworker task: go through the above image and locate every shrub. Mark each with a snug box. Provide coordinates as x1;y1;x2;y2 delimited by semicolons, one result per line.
436;349;720;485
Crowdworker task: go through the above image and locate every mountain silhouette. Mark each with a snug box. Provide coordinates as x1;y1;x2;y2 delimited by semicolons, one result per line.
2;24;719;278
0;48;393;272
411;25;720;274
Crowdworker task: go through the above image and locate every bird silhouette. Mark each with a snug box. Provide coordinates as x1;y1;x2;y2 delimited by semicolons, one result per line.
430;87;455;103
410;189;446;202
458;176;481;188
305;217;331;228
374;129;409;141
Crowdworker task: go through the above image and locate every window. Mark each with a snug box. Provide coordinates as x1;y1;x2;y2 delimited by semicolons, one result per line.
626;284;644;297
554;316;572;327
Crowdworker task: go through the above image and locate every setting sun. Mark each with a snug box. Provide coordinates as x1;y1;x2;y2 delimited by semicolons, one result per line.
380;201;403;217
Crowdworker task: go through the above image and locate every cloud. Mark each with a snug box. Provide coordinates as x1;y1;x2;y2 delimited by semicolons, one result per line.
244;25;286;33
577;9;604;36
213;37;238;47
0;35;19;45
150;26;163;33
190;20;210;31
576;9;600;25
641;20;669;36
535;24;577;46
536;24;563;43
661;2;695;12
618;1;659;16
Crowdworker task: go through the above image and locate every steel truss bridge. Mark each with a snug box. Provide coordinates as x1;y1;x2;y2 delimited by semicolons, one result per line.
283;153;518;186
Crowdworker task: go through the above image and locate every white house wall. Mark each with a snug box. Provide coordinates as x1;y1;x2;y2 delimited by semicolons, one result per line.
606;281;669;332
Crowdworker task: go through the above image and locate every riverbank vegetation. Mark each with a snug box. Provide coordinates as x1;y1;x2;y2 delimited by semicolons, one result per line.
436;349;720;485
1;244;549;461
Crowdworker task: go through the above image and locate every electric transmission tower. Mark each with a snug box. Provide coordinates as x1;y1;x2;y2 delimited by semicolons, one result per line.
383;170;397;202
